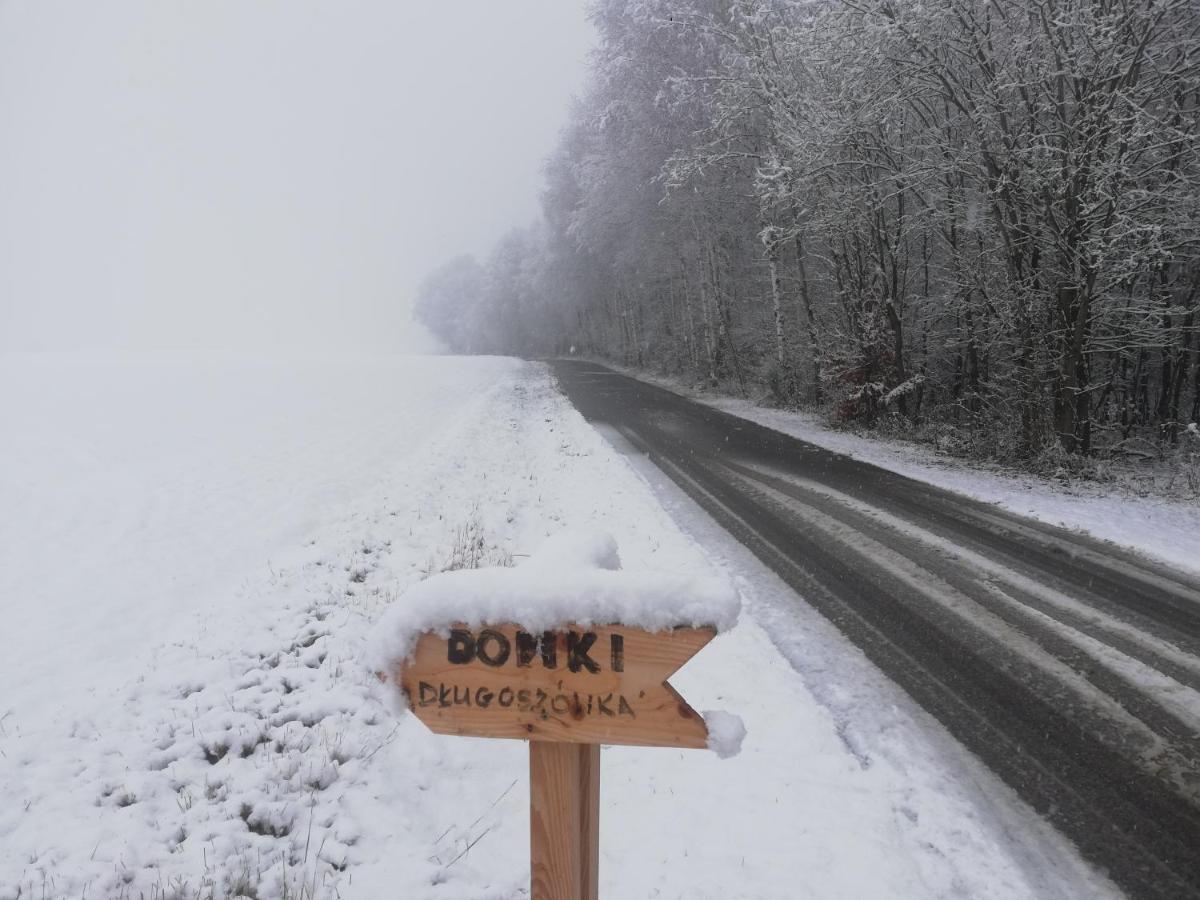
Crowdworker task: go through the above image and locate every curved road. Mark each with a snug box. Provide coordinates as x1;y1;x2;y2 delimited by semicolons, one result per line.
551;359;1200;900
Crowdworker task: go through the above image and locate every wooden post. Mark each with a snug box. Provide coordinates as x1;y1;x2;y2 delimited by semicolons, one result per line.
392;623;722;897
530;741;600;900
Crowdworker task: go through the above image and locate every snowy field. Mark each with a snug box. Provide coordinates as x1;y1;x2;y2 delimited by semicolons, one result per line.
0;355;1116;898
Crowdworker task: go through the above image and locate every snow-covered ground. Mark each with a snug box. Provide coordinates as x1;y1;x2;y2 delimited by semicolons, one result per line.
613;365;1200;578
0;355;1117;898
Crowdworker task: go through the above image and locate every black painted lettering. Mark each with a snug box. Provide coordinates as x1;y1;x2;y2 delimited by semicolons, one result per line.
475;687;494;709
540;631;557;669
476;629;511;667
618;695;636;717
515;631;538;667
453;685;471;706
418;682;437;707
567;631;600;674
447;629;475;664
438;683;452;708
498;687;514;707
597;693;614;716
610;634;624;672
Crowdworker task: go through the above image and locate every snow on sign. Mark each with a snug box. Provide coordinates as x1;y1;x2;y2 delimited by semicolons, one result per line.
400;622;714;747
373;530;743;900
372;530;743;748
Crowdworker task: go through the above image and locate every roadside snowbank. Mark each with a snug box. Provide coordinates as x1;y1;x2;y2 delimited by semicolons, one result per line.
611;364;1200;577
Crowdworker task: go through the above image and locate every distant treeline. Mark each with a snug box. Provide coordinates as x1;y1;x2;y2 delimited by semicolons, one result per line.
416;0;1200;460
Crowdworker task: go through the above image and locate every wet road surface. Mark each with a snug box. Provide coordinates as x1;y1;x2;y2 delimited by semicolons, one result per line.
551;359;1200;900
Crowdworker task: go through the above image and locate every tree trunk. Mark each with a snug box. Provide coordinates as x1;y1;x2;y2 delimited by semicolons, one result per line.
793;233;822;404
885;299;907;418
1052;281;1092;453
766;240;785;367
697;254;717;387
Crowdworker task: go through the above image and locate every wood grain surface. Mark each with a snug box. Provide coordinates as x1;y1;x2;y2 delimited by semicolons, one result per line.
530;742;599;900
396;623;714;748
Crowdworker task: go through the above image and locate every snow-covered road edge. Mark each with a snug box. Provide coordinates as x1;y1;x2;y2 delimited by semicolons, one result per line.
592;360;1200;577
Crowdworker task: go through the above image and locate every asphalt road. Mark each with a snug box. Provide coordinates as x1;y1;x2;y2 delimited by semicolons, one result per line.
551;359;1200;900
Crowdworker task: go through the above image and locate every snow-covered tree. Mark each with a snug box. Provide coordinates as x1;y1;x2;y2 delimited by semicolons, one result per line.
419;0;1200;459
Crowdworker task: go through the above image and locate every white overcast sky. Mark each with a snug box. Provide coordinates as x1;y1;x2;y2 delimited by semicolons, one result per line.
0;1;594;353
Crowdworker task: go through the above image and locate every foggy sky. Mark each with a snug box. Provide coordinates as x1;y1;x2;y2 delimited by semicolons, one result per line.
0;1;594;354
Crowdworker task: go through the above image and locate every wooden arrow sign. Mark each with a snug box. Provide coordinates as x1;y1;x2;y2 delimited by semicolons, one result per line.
394;622;715;748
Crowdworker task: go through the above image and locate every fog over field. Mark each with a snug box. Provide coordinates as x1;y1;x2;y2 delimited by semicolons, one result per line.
0;1;593;355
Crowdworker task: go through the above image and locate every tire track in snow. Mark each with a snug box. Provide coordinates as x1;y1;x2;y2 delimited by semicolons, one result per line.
730;461;1200;720
722;461;1200;787
854;472;1200;652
